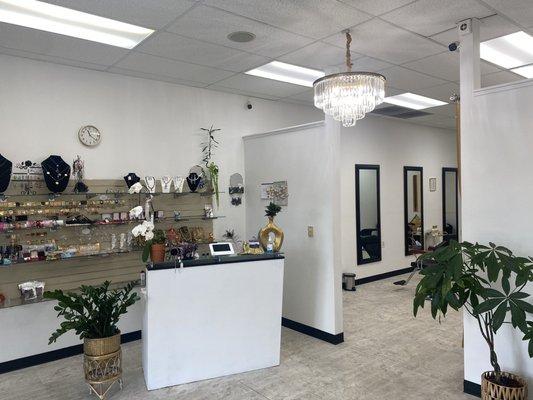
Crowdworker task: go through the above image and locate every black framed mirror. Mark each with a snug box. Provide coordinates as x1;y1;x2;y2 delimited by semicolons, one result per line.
355;164;381;265
404;166;424;256
442;167;459;243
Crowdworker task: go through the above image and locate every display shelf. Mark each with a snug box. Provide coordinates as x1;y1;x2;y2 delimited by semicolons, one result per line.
0;215;226;232
0;278;143;310
0;190;221;200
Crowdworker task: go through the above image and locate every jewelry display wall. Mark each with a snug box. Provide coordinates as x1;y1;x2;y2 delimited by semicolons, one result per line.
0;179;222;306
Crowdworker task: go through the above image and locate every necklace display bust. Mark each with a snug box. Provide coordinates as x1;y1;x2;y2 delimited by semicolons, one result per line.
124;173;141;189
0;154;12;193
41;155;71;193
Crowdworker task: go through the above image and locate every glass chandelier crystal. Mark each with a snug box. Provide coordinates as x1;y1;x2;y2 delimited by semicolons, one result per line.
313;31;386;127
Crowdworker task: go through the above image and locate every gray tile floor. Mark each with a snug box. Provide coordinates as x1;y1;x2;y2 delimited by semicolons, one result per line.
0;274;476;399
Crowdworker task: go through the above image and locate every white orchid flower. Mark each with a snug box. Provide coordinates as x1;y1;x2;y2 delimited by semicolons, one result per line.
142;220;155;231
131;224;143;237
128;182;143;194
129;206;143;219
144;230;154;241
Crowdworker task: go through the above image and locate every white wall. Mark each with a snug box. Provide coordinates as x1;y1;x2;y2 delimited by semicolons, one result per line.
340;116;457;279
243;121;343;335
0;54;321;241
0;54;322;362
462;79;533;395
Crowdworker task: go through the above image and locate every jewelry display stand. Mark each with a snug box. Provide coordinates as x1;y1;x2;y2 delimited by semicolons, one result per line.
0;154;13;194
41;155;71;193
0;179;224;306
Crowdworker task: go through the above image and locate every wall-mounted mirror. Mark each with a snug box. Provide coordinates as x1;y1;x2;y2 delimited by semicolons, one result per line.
442;167;459;243
404;166;424;256
355;164;381;264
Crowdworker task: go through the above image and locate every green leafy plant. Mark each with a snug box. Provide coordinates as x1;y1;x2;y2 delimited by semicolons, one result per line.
201;125;221;167
265;202;282;218
413;241;533;384
207;162;220;207
44;281;139;344
142;229;166;263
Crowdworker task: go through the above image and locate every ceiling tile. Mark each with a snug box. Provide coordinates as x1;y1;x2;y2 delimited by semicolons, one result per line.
344;56;393;72
166;5;313;58
430;14;521;46
0;23;128;65
427;103;456;117
478;0;533;29
0;47;109;71
403;52;499;81
202;0;372;39
338;0;417;16
380;0;493;36
481;70;525;87
323;19;444;64
380;66;448;91
136;32;268;72
279;42;360;70
285;89;315;104
412;114;456;129
210;74;309;98
113;52;234;84
415;82;459;102
43;0;196;29
107;67;208;88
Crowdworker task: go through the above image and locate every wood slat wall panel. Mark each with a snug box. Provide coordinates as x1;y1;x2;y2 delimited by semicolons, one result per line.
0;179;214;302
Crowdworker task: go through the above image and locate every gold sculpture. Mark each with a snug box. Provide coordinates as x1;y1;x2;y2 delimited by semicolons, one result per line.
258;202;284;252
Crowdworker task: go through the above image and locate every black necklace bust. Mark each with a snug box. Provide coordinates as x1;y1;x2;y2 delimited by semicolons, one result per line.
41;155;71;193
0;154;12;193
124;173;141;188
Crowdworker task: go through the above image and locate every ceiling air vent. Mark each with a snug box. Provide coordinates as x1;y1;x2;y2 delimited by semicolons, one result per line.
371;105;431;119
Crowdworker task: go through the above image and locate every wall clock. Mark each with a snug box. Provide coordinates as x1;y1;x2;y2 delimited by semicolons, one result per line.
78;125;101;147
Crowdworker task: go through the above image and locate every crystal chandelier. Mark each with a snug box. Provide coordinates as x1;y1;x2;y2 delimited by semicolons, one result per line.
313;31;386;127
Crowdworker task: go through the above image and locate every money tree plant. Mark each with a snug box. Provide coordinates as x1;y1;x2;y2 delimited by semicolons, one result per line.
413;241;533;384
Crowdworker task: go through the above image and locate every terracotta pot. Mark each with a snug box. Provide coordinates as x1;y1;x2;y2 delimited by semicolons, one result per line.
84;332;122;398
150;243;166;263
481;371;528;400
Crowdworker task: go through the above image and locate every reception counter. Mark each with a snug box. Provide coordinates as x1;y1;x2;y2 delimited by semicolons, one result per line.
142;253;285;390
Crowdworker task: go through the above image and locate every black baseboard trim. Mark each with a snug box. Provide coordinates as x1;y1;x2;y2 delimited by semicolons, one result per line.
0;330;142;374
355;266;414;286
464;380;481;397
282;317;344;345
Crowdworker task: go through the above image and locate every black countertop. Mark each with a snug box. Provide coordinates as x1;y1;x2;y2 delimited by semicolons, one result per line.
147;253;285;271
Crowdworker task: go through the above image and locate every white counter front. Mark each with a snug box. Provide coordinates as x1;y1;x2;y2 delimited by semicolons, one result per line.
142;254;285;390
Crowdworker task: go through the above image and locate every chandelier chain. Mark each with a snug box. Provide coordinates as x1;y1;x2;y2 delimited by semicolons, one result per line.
345;31;352;72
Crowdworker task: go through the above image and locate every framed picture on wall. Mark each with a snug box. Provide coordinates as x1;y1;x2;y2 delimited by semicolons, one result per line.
429;177;437;192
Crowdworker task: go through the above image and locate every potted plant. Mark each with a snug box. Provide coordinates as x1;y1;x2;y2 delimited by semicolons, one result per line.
413;241;533;400
44;281;139;399
201;125;221;206
143;229;166;263
258;202;284;252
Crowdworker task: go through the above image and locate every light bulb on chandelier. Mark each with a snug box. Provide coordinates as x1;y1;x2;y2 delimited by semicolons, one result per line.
313;30;386;127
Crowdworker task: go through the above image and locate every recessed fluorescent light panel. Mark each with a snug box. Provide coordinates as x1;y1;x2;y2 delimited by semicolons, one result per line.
383;93;447;110
245;61;324;87
511;65;533;79
0;0;154;49
480;31;533;69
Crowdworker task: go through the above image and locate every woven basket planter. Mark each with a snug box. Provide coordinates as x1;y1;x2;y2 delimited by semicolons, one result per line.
83;333;122;400
481;371;528;400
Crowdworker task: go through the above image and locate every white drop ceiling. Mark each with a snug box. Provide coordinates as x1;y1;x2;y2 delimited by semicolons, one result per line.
1;0;532;130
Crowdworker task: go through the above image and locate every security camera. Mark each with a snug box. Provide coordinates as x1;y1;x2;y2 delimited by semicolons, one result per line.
246;101;253;110
448;41;460;52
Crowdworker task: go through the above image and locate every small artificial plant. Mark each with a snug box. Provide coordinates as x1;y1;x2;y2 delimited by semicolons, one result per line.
142;229;166;263
413;241;533;385
265;202;282;219
201;125;221;207
44;281;139;344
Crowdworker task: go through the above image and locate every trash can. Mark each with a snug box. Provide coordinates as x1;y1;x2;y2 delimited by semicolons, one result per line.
342;273;356;291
